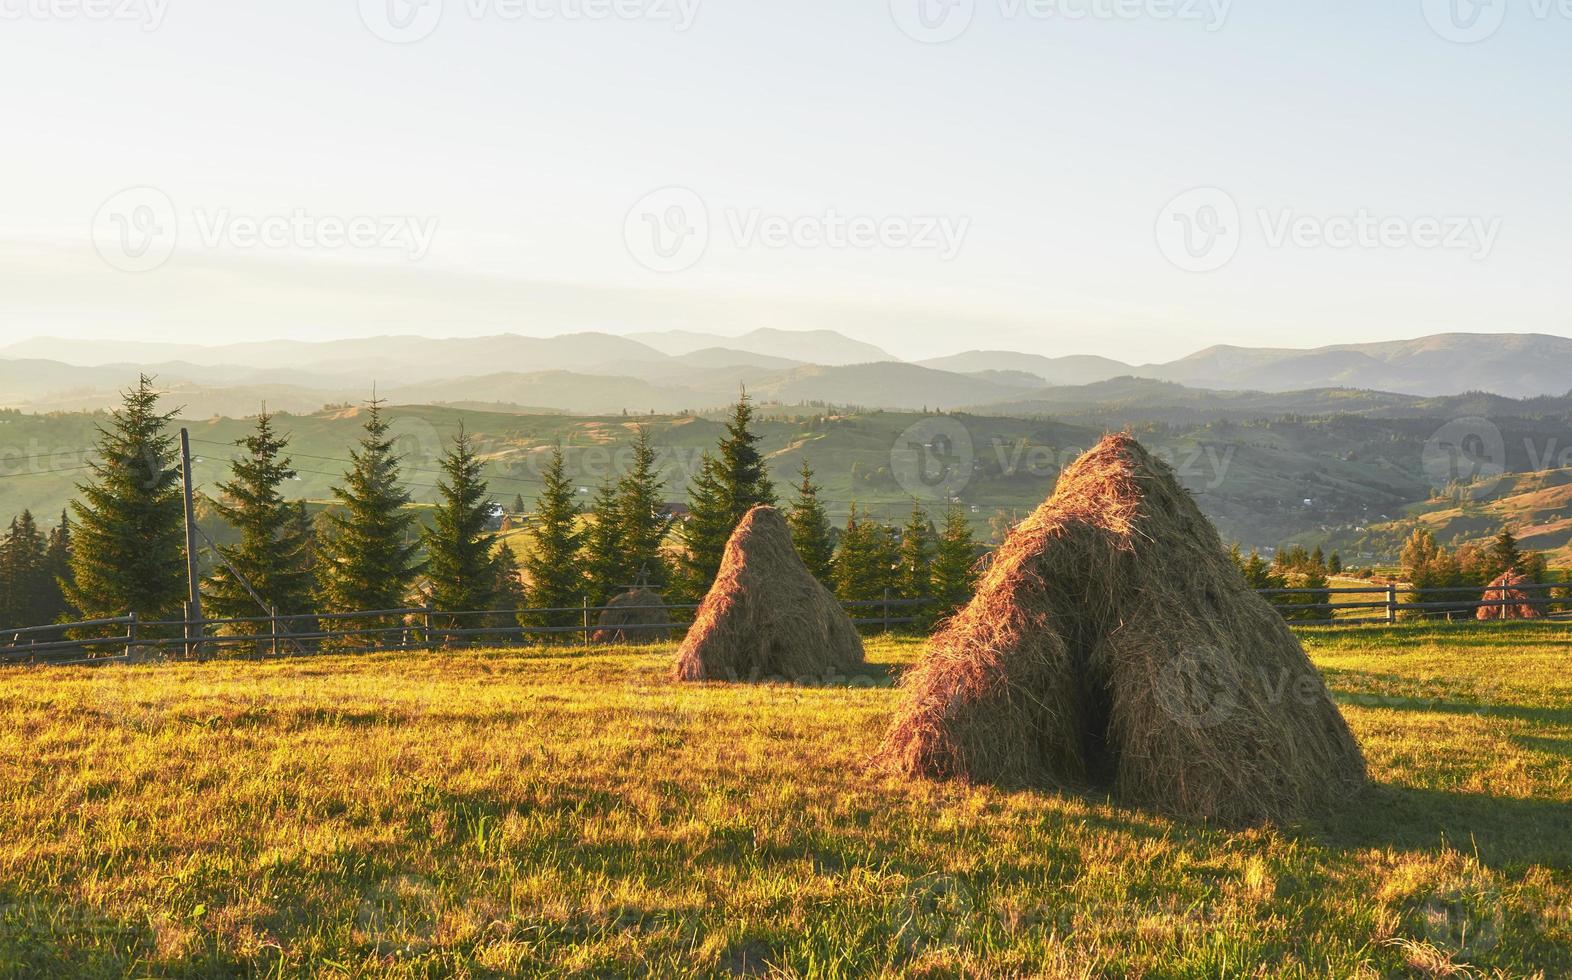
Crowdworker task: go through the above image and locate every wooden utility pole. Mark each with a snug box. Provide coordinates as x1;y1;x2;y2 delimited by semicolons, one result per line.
180;428;204;657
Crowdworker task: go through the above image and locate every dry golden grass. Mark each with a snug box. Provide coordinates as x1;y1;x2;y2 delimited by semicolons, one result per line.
0;624;1568;977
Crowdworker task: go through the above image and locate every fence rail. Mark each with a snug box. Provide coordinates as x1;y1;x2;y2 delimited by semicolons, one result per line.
1;583;1565;667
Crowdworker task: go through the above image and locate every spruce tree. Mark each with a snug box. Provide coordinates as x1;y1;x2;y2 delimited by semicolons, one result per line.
581;476;626;607
1488;527;1522;578
928;503;979;626
422;427;500;637
490;544;527;636
203;411;315;630
834;505;891;605
897;501;933;603
677;453;732;601
678;392;778;598
316;401;421;625
523;446;584;628
44;511;74;625
717;389;776;516
617;427;669;590
0;512;47;628
788;462;835;585
64;376;186;625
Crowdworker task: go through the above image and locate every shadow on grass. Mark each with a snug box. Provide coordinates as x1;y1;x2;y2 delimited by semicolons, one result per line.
1303;781;1572;870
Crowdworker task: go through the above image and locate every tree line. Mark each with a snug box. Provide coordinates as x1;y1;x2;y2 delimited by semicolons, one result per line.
0;377;981;638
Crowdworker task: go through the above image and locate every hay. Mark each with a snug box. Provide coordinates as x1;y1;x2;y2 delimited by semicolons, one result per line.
1477;571;1543;621
877;433;1367;826
593;588;675;644
675;506;865;682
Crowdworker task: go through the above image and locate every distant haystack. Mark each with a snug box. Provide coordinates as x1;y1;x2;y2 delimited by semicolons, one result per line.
593;589;674;644
877;433;1367;826
674;506;865;682
1477;571;1544;621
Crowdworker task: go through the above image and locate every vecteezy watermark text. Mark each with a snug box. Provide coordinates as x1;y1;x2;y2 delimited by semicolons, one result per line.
0;0;169;30
1156;188;1501;273
624;186;970;273
358;0;701;43
92;187;439;273
890;0;1231;43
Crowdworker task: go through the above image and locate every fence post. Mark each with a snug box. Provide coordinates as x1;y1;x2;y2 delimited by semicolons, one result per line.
423;604;436;650
125;611;139;660
1386;584;1398;624
882;588;892;634
582;596;591;646
270;607;280;658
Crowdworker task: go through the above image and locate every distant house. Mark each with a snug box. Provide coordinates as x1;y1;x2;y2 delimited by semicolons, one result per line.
484;502;507;532
658;502;692;523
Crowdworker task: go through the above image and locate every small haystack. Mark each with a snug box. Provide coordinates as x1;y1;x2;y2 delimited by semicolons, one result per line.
675;506;865;682
593;588;675;644
877;433;1367;826
1477;571;1544;621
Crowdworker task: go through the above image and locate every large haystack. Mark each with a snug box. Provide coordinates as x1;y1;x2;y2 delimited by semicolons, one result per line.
593;588;675;644
675;506;865;682
1477;571;1544;621
877;433;1366;826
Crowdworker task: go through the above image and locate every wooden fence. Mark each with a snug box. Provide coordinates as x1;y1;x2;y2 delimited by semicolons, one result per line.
1;584;1565;667
0;595;932;666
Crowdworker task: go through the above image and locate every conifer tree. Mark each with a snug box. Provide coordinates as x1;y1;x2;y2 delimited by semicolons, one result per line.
716;389;776;516
678;391;779;598
676;453;731;600
581;476;625;607
422;427;500;635
928;503;979;626
788;461;835;585
0;512;47;628
64;376;186;624
897;500;933;603
316;400;421;623
617;427;669;590
1488;527;1522;578
490;543;527;635
834;505;893;605
523;446;584;628
41;511;73;626
204;411;315;629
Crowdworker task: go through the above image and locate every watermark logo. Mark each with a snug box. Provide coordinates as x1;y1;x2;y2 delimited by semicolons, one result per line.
386;416;446;472
356;874;444;955
1423;417;1506;495
1154;645;1240;729
890;0;977;43
891;417;976;502
93;187;180;274
360;0;444;42
625;186;710;274
1417;886;1503;960
1422;0;1508;42
899;873;974;954
1155;187;1241;273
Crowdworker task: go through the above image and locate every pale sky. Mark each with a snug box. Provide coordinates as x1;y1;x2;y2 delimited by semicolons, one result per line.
1;0;1567;362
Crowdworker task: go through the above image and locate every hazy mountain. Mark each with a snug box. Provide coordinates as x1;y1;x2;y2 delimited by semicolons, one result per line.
746;363;1040;410
918;351;1132;386
628;328;893;365
1140;333;1572;398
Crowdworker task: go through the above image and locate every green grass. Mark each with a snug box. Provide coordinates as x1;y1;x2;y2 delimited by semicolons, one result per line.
2;625;1570;977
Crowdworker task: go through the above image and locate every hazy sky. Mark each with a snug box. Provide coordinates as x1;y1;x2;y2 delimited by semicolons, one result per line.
1;0;1567;361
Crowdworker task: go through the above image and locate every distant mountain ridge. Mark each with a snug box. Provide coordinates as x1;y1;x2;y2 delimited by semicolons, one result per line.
3;330;1570;412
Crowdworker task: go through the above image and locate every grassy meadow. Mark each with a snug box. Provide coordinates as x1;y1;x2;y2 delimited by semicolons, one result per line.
1;626;1570;978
